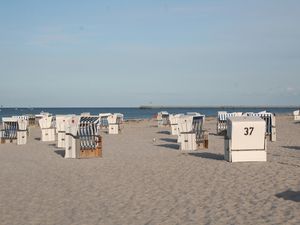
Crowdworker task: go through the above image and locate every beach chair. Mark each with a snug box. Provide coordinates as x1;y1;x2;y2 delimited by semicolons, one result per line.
27;115;36;127
99;113;113;131
35;112;51;127
169;114;183;136
64;115;102;159
55;115;75;148
157;111;170;127
0;128;3;144
224;117;267;162
178;114;208;151
216;111;243;135
1;117;28;145
39;115;55;141
245;111;276;142
107;113;124;134
293;110;300;121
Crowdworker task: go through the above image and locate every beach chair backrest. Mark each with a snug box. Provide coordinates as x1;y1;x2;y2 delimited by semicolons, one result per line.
78;116;100;150
246;111;275;136
2;117;18;139
218;111;228;122
99;113;112;127
107;113;123;124
80;112;91;116
178;115;193;133
293;110;299;116
192;115;205;142
169;114;176;125
217;111;242;134
39;115;53;129
17;118;28;131
65;116;80;136
56;115;75;132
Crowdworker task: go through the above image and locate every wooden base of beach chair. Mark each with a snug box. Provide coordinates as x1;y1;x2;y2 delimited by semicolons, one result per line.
79;136;102;158
79;147;102;158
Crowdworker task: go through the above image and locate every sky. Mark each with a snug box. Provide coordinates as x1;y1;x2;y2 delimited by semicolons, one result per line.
0;0;299;107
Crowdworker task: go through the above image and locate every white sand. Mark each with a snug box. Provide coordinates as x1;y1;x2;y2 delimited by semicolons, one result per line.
0;116;299;225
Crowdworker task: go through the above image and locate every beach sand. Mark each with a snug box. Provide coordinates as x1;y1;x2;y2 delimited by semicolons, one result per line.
0;116;299;225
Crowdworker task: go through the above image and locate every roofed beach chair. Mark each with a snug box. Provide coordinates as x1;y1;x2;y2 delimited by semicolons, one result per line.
35;112;51;127
55;115;75;148
157;111;170;127
1;116;28;145
169;114;183;136
27;115;36;127
99;113;113;130
224;117;267;162
293;110;300;121
39;114;56;142
107;113;124;134
64;115;102;159
177;114;208;151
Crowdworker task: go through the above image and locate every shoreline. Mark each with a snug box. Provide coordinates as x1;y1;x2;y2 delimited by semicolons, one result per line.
139;105;300;109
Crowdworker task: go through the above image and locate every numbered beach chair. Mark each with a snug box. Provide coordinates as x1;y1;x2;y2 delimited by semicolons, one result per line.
224;117;267;162
244;111;276;142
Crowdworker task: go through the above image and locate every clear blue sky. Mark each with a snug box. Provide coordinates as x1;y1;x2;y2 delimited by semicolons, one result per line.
0;0;299;107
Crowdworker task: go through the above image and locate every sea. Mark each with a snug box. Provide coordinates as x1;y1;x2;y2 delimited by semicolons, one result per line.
0;107;297;120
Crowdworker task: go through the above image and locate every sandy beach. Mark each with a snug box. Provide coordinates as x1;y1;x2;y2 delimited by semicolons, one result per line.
0;115;299;225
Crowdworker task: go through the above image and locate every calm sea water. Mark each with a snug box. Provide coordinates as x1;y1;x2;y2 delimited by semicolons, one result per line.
0;107;297;120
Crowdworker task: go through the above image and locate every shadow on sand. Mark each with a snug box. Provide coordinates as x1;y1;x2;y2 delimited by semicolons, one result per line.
275;190;300;202
189;152;224;161
157;144;179;150
34;137;41;141
209;132;219;136
282;146;300;151
160;138;177;143
48;143;57;147
157;131;171;135
54;150;65;158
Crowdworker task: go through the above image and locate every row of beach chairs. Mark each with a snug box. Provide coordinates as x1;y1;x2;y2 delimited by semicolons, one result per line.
158;110;279;162
1;109;294;163
38;112;124;158
158;112;208;151
1;112;124;159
